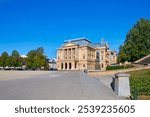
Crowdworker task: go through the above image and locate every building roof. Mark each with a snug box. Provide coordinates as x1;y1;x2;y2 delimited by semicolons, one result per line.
64;37;92;44
62;37;108;48
21;55;27;58
47;58;56;63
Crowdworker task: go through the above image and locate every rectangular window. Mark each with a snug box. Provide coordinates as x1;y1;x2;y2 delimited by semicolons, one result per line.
83;55;85;59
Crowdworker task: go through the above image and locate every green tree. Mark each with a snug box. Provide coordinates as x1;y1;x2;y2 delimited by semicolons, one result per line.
118;18;150;62
26;47;48;70
0;51;10;67
10;50;22;67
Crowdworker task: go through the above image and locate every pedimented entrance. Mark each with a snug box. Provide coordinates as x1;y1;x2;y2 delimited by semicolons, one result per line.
59;62;77;70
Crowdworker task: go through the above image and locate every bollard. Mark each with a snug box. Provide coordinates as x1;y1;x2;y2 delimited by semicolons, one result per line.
112;72;130;97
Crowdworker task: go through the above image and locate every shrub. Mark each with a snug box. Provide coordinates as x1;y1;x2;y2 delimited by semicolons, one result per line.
106;65;124;70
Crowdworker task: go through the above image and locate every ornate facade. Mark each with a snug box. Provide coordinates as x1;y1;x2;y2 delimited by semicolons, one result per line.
56;38;117;71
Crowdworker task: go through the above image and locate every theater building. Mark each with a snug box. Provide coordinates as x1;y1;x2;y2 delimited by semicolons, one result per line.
56;37;117;71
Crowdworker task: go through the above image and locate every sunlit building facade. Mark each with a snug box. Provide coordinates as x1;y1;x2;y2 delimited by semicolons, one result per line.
56;37;117;71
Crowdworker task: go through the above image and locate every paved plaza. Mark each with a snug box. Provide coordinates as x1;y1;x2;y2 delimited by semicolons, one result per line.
0;71;125;100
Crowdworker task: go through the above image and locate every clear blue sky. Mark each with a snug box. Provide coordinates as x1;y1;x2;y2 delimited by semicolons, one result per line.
0;0;150;58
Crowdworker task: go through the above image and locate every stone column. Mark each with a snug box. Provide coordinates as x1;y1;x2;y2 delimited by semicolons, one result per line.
67;49;69;59
62;49;64;60
71;48;73;59
69;49;71;60
63;62;65;70
72;62;75;70
75;48;77;57
67;63;69;70
112;72;130;97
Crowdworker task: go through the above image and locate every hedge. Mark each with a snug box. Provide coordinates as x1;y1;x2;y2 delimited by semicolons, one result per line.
106;65;134;70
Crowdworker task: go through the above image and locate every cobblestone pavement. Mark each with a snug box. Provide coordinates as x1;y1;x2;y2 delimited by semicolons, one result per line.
0;71;125;100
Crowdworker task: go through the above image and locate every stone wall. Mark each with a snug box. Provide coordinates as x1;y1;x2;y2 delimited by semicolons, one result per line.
88;66;150;76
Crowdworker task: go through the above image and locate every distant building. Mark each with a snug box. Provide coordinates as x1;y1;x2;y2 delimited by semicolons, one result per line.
56;37;117;71
21;55;27;58
47;58;57;70
106;50;117;66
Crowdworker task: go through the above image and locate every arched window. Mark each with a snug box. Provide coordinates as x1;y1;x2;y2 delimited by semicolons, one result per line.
69;63;72;69
75;63;77;69
102;63;104;68
65;63;67;69
61;63;63;70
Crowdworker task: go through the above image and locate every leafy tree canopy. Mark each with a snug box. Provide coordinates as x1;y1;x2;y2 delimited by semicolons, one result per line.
10;50;22;67
0;51;10;67
26;47;48;69
118;18;150;62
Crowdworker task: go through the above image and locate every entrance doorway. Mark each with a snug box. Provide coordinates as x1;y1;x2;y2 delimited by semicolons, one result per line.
61;63;63;70
65;63;67;69
75;63;77;69
69;63;72;69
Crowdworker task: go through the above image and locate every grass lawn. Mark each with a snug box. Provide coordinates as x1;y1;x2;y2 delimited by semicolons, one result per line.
129;69;150;99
